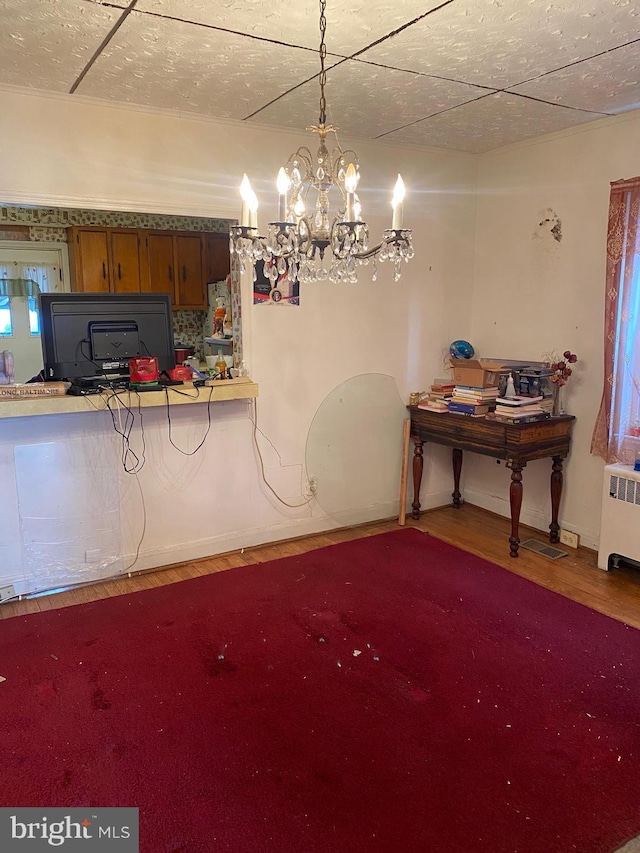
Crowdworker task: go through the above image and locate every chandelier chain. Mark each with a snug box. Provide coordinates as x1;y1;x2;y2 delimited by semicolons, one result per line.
318;0;327;126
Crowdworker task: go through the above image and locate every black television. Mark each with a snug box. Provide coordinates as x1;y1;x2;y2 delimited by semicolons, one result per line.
39;292;175;381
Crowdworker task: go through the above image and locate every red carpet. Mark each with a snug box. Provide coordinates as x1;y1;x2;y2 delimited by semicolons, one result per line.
2;528;640;852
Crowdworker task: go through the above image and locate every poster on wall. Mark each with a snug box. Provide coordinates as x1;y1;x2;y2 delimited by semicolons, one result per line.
253;259;300;306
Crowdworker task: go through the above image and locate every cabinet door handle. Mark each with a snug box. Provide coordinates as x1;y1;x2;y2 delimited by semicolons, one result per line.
168;265;173;283
102;262;106;279
182;265;187;282
118;262;122;280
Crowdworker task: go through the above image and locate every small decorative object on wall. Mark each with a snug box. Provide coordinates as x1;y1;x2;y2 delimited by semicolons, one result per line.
542;350;578;415
253;259;300;306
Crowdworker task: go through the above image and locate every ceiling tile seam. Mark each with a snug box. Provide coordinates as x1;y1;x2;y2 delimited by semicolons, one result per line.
372;86;608;142
353;35;640;98
495;35;640;95
82;0;127;8
100;0;457;63
242;58;350;122
502;90;612;116
349;57;498;94
70;0;139;95
345;0;456;62
373;91;495;140
242;53;496;125
118;6;347;57
77;0;640;97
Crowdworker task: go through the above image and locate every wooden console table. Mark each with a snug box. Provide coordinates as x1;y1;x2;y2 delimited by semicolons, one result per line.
409;408;575;557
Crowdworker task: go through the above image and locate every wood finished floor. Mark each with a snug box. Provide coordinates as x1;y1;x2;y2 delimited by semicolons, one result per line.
2;503;640;629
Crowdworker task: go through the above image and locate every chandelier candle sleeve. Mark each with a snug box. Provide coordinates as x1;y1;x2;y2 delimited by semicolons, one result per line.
248;188;259;231
277;168;290;222
392;176;405;230
345;163;358;222
240;174;253;227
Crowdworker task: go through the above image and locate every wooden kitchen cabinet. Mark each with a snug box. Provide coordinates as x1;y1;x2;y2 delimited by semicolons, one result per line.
69;226;144;294
69;226;209;309
111;230;142;293
68;227;110;292
205;232;231;284
144;232;206;309
174;234;206;309
145;233;175;298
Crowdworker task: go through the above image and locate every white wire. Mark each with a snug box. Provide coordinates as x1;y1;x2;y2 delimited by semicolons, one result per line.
248;398;314;510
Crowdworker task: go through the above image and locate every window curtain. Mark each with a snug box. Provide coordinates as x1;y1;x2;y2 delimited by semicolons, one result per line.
591;177;640;463
0;261;59;294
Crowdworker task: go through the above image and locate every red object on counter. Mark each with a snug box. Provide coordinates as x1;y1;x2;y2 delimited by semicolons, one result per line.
174;347;194;364
167;365;193;382
129;357;159;383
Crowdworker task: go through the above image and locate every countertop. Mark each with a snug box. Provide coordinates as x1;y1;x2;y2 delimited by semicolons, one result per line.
0;377;258;420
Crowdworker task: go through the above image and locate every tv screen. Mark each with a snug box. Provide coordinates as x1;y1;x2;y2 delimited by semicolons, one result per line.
39;292;175;381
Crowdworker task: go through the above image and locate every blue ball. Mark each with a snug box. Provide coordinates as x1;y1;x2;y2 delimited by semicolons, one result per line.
450;340;475;359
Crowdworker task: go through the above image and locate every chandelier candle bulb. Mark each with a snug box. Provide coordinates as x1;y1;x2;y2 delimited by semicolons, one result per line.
239;174;253;227
392;175;406;230
345;163;358;221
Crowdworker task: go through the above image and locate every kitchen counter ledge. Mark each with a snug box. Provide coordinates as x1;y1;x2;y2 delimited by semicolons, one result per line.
0;377;258;420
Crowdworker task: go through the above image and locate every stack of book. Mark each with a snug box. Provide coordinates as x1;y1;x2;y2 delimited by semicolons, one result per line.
417;381;455;413
448;385;500;418
491;395;549;424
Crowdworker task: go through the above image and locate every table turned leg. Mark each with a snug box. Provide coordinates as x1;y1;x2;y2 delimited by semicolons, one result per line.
452;447;463;508
411;438;424;520
508;462;524;558
549;455;564;543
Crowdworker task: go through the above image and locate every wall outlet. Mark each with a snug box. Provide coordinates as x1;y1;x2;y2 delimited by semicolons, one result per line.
304;475;318;497
85;549;102;563
0;584;16;602
559;529;579;549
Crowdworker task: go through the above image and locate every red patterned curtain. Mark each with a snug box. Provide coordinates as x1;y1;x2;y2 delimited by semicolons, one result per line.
591;177;640;462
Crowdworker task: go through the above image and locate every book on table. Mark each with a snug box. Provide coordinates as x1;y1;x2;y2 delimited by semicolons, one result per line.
494;395;544;407
490;412;550;424
494;408;544;418
448;401;490;415
453;387;499;403
418;401;449;412
454;385;499;394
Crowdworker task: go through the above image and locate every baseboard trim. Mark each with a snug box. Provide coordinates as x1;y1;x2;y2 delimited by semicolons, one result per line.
464;488;599;551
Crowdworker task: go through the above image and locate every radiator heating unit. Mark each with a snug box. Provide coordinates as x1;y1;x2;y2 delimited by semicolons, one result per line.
598;463;640;570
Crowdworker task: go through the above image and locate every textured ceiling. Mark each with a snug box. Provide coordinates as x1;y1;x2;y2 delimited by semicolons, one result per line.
2;0;639;153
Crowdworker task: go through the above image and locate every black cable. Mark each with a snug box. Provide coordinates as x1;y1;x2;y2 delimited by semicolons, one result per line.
78;338;113;378
164;384;214;455
102;388;146;474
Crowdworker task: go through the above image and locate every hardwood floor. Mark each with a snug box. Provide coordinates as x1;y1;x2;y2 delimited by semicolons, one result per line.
2;503;640;628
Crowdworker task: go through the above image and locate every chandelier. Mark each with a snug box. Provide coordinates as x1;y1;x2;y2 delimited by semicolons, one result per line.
229;0;414;287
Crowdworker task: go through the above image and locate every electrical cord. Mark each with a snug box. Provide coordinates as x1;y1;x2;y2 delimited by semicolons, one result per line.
78;338;124;381
125;469;147;573
163;384;214;455
248;397;314;509
103;388;146;474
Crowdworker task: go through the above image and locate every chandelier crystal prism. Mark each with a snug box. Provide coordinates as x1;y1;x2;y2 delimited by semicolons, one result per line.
229;0;414;286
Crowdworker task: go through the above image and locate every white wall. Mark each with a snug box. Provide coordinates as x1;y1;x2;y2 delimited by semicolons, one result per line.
467;111;640;548
0;87;478;591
